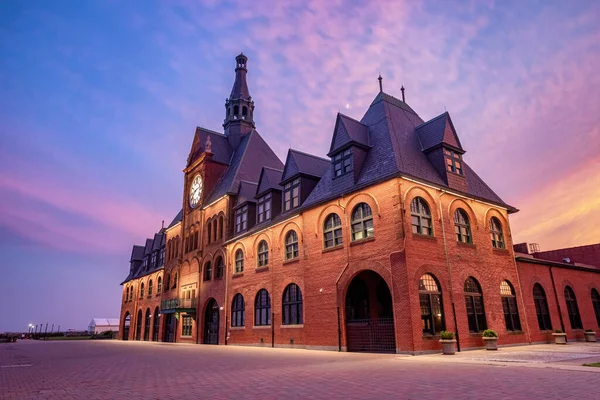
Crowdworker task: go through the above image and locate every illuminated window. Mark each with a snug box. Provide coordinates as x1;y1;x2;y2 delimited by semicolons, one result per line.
444;148;463;175
231;294;245;327
351;203;374;241
333;149;353;177
254;289;271;326
324;213;343;248
419;274;444;335
257;240;269;267
464;277;487;333
181;315;193;337
285;230;299;260
454;208;471;243
501;280;521;331
411;197;432;236
283;178;300;211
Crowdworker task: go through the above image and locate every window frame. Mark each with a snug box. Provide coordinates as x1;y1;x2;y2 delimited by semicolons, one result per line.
351;203;374;242
204;261;212;281
323;213;343;249
490;217;505;249
181;314;193;337
285;230;299;261
215;256;224;279
454;208;472;244
419;274;445;336
564;286;583;329
257;240;269;267
283;178;300;212
254;289;271;326
234;249;244;274
500;280;522;332
282;284;303;325
257;193;272;223
235;205;248;234
231;294;245;327
140;282;145;298
444;148;463;175
533;283;552;331
157;277;162;294
411;197;433;236
592;289;600;327
333;148;353;178
464;277;487;333
148;280;153;297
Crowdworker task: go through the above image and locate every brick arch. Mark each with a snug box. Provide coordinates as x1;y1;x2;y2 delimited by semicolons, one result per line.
230;241;248;258
456;270;487;293
483;208;509;230
251;232;273;257
403;185;439;220
560;280;577;295
181;260;191;276
345;192;381;218
447;198;478;230
527;276;547;293
314;204;346;236
212;248;227;265
199;253;213;271
412;264;450;295
278;221;303;249
336;260;393;305
201;296;220;316
588;283;600;293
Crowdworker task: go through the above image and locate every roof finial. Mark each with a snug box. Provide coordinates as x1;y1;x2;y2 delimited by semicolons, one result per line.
161;220;164;229
401;84;405;102
378;74;383;92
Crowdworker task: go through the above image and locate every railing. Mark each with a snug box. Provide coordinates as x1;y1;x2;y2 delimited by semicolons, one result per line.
161;298;197;311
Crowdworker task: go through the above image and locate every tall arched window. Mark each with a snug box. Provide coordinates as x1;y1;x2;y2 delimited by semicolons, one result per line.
215;256;224;279
148;280;153;296
490;217;505;249
285;231;299;260
464;277;487;332
351;203;374;241
194;230;199;250
282;284;303;325
411;197;432;236
207;222;212;244
173;273;178;289
501;280;521;331
157;276;162;293
257;240;269;267
231;294;245;327
135;310;142;340
533;283;552;331
144;309;151;341
165;274;171;292
152;307;160;341
419;274;444;335
564;286;582;329
235;249;244;273
254;289;271;326
454;208;471;243
324;213;342;248
592;289;600;327
204;261;212;281
140;283;145;298
125;287;130;302
218;216;224;240
212;219;217;242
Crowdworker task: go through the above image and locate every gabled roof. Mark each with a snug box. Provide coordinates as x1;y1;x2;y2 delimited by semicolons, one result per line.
143;238;153;255
256;167;283;197
235;180;259;207
188;127;233;167
370;91;418;115
281;149;330;183
122;231;166;284
415;112;463;152
167;210;183;229
328;113;370;155
204;129;284;204
130;245;145;262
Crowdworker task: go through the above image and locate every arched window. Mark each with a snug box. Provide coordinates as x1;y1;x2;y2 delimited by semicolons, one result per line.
212;220;217;242
285;230;299;260
207;222;212;244
257;240;269;267
135;310;142;340
282;284;303;325
501;280;521;331
231;294;245;327
152;307;160;341
490;217;505;249
464;277;487;332
235;249;244;273
144;309;151;341
324;213;342;248
125;287;129;302
218;216;224;240
533;283;552;331
204;261;212;281
194;230;199;250
411;197;432;236
148;280;153;296
173;273;178;289
242;106;248;117
215;256;224;279
419;274;444;335
351;203;374;241
592;289;600;327
254;289;271;326
564;286;583;329
140;283;145;298
165;274;171;292
454;208;471;243
157;276;162;293
233;105;239;116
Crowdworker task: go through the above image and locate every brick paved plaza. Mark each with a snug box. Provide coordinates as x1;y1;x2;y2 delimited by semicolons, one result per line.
1;341;599;399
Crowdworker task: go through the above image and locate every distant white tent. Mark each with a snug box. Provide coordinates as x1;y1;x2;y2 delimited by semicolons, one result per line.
88;318;120;334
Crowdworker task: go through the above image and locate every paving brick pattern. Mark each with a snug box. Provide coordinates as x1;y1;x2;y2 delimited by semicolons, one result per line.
1;341;599;400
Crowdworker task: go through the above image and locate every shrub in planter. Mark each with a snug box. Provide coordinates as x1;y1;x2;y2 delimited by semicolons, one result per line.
439;331;456;355
552;329;567;344
584;329;597;342
482;329;499;350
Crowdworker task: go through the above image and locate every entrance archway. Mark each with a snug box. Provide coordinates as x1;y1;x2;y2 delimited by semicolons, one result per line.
345;270;395;353
203;299;219;345
163;313;176;343
152;307;160;341
135;310;142;340
122;313;130;340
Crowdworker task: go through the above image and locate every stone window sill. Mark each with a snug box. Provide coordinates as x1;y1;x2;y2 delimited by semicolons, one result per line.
181;335;192;338
492;248;510;255
350;237;376;247
229;326;245;331
281;324;304;329
232;273;244;279
457;241;476;249
283;258;300;266
256;266;269;273
253;325;272;330
412;233;436;241
322;244;344;254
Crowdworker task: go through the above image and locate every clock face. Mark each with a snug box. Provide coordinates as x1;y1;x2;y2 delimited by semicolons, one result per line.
189;175;203;208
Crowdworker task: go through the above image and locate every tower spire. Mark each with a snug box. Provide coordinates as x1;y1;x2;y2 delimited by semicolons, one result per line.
378;74;383;92
224;53;255;148
401;84;405;102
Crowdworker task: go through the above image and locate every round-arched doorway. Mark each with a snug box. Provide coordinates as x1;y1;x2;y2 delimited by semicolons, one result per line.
122;313;130;341
345;270;395;353
204;299;219;345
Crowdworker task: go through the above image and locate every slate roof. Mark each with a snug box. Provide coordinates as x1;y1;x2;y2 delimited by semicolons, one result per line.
204;129;283;204
256;167;284;197
121;231;166;284
328;113;370;155
415;112;463;152
167;210;183;229
281;149;330;183
235;180;259;206
188;127;233;167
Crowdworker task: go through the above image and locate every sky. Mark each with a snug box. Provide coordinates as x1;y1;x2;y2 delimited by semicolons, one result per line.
0;0;599;332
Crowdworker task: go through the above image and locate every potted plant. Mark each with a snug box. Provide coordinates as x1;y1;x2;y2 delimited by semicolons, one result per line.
482;329;499;350
584;329;597;342
552;329;567;344
439;331;456;355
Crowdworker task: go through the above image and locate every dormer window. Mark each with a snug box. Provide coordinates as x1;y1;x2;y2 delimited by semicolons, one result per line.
235;205;248;233
159;248;165;266
257;193;271;223
444;149;463;175
151;253;156;268
283;178;300;212
333;149;353;177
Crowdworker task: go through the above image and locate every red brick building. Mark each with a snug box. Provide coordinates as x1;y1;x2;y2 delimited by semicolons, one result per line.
119;54;600;353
